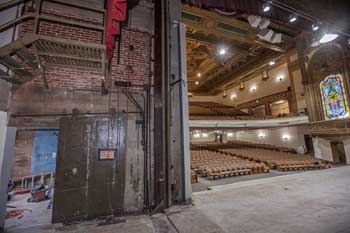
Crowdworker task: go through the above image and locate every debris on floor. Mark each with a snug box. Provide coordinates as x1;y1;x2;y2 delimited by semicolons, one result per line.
6;209;32;219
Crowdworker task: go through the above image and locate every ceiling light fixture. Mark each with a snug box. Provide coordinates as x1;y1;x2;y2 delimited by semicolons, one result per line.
250;86;256;92
195;81;199;85
197;73;201;77
219;48;226;55
275;100;285;104
319;33;339;43
289;14;297;23
263;2;271;12
312;23;320;31
269;61;275;66
231;93;237;99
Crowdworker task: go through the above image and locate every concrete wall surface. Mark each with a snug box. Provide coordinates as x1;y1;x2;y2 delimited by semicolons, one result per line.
313;136;350;164
191;125;310;150
0;112;16;229
0;111;7;229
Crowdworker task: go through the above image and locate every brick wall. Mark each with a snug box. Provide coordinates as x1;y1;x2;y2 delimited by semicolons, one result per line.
11;130;35;178
18;3;151;91
110;28;151;89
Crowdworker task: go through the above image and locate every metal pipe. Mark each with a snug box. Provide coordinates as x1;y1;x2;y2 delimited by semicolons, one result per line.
0;14;34;33
0;0;27;11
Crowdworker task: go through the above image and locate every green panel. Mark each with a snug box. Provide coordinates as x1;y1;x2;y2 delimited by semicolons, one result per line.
182;11;202;23
216;22;248;35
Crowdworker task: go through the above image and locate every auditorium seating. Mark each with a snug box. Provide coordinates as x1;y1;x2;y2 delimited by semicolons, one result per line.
191;150;269;179
190;142;332;181
219;148;332;171
189;114;298;121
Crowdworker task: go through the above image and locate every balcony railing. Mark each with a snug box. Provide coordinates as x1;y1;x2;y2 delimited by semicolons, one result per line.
309;118;350;135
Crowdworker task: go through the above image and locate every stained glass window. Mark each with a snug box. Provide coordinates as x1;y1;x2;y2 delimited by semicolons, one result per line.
320;74;349;120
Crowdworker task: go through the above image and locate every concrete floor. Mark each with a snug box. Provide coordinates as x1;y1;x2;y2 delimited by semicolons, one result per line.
5;193;51;231
4;166;350;233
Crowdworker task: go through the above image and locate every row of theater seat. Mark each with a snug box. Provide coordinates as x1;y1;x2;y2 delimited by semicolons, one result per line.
191;140;295;153
191;150;269;179
219;148;332;171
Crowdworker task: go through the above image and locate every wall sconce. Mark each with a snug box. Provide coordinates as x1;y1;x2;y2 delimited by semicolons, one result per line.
282;134;289;141
239;81;245;91
227;132;233;137
276;75;284;82
258;133;265;139
202;133;208;138
262;70;269;81
194;133;201;138
223;90;227;98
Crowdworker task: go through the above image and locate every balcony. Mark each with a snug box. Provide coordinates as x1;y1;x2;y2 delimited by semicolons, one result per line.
309;118;350;135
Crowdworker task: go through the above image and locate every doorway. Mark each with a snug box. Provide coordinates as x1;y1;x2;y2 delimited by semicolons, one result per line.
6;129;58;230
304;135;314;154
330;142;347;164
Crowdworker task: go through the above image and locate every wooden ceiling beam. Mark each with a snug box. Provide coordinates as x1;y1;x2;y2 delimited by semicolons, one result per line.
182;5;289;53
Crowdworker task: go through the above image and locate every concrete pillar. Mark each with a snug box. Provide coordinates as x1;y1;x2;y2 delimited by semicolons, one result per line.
342;137;350;165
0;112;16;230
312;136;333;162
168;0;191;204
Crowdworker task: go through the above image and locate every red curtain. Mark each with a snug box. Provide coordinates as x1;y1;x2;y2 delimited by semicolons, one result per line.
105;0;127;60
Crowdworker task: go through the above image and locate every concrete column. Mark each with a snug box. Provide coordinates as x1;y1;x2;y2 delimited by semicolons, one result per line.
0;112;16;230
342;137;350;165
286;55;299;115
168;0;191;204
312;136;333;162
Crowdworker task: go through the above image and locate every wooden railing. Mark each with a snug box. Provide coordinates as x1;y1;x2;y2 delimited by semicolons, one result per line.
309;118;350;135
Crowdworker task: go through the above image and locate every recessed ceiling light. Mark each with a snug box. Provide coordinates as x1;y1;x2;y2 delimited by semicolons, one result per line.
219;48;226;55
230;93;237;99
195;81;199;85
319;33;339;43
250;86;256;92
312;23;320;31
269;61;275;66
275;100;285;104
197;73;201;77
289;14;297;23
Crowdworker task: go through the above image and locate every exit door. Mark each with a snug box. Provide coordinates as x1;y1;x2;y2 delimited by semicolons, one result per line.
330;142;347;164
